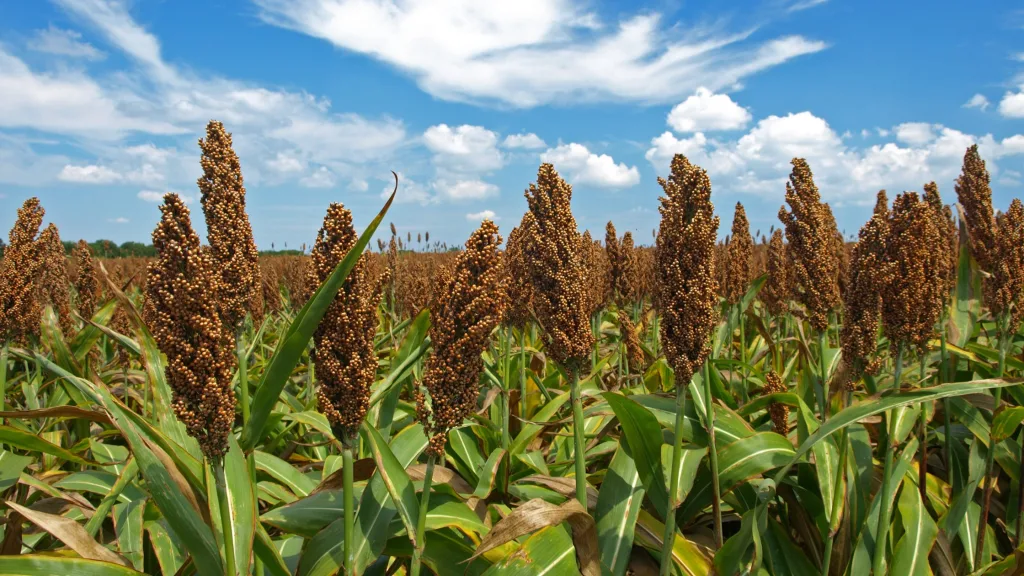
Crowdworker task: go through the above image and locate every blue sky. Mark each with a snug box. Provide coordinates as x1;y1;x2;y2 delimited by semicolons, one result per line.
1;0;1023;249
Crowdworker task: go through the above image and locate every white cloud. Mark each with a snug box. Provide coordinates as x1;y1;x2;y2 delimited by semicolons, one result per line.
58;164;123;183
466;210;498;221
28;26;105;60
253;0;825;107
300;166;336;188
964;93;990;111
876;128;890;137
541;143;640;188
893;122;936;146
384;173;434;205
999;89;1024;118
423;124;503;172
666;88;751;132
735;112;843;163
502;133;546;149
108;216;129;224
860;129;870;138
434;179;499;201
349;178;369;191
267;152;305;173
138;189;194;203
788;0;827;11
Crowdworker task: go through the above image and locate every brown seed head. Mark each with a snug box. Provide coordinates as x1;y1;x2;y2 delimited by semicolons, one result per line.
990;199;1024;328
762;371;789;436
0;198;46;344
618;309;645;371
306;203;386;443
881;192;945;356
581;230;611;316
923;182;958;298
955;145;999;272
38;224;73;334
522;164;595;372
502;222;534;328
419;220;506;456
778;158;840;333
840;190;889;386
198;120;263;332
73;240;99;322
726;202;753;304
261;261;283;315
145;193;237;459
655;154;720;385
760;229;789;316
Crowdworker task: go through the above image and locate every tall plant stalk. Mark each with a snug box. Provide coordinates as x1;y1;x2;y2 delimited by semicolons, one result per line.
976;314;1009;567
739;308;748;404
501;326;511;451
872;344;905;575
661;374;688;575
704;361;723;546
570;369;588;507
519;329;527;424
214;459;237;576
411;453;436;576
919;357;928;502
343;446;356;576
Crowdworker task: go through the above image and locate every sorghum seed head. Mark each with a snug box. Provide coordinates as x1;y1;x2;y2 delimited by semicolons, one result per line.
307;203;386;444
73;240;99;322
0;198;45;344
840;190;889;387
419;220;506;456
502;222;534;329
198;120;263;332
923;182;958;299
762;371;789;436
726;202;753;304
655;154;720;385
38;224;73;334
145;193;237;459
521;164;595;372
955;145;998;272
760;229;789;317
778;158;840;333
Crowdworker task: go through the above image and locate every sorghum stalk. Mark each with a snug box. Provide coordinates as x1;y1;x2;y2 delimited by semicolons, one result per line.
704;360;723;547
570;369;587;506
410;453;436;576
976;316;1009;567
919;357;928;502
214;459;237;576
343;446;356;576
501;326;511;452
873;345;905;575
820;391;850;576
660;380;687;576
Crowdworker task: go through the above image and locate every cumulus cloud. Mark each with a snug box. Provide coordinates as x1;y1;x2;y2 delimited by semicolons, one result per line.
252;0;825;107
28;26;105;60
138;190;194;203
1000;89;1024;118
964;93;990;111
466;210;498;221
423;124;504;172
58;164;122;183
267;152;305;173
382;173;434;205
300;166;336;188
667;88;751;132
541;143;640;188
502;133;546;149
434;179;499;201
894;122;936;146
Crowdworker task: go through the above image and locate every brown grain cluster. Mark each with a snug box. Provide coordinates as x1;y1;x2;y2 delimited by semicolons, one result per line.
521;164;595;372
306;203;387;444
840;191;889;386
726;202;753;304
618;309;645;371
0;199;46;345
73;240;99;322
881;192;944;356
655;154;720;385
261;264;283;315
145;194;237;459
502;223;534;328
762;371;789;436
198;120;263;332
581;230;611;317
38;224;73;334
923;182;958;298
760;230;789;316
418;220;506;456
778;159;840;333
606;222;637;305
991;199;1024;329
955;145;998;272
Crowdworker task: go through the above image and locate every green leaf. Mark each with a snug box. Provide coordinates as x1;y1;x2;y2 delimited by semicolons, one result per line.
992;406;1024;444
0;425;93;465
223;436;257;575
254;451;318;498
113;497;146;570
595;445;646;576
382;529;491;576
482;525;580;576
889;475;939;576
146;520;185;576
472;448;506;500
71;300;117;361
254;523;293;576
0;450;33;492
602;392;670;521
948;214;981;347
261;488;361;537
241;184;396;451
0;557;146;576
509;392;569;455
364;422;420;547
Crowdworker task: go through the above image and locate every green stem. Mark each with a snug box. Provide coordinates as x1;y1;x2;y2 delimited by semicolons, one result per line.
214;459;238;576
940;329;952;486
739;307;748;405
520;328;528;424
501;326;511;452
817;330;828;421
704;361;723;547
660;379;687;575
872;345;904;575
343;446;356;576
0;341;7;433
239;335;250;426
919;356;928;503
570;369;588;507
976;319;1008;568
820;392;850;576
85;458;138;537
411;453;436;576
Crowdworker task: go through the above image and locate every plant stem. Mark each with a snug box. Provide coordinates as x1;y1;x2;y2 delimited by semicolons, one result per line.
704;361;723;547
820;392;850;576
519;328;528;424
238;334;249;426
817;330;828;422
919;356;928;503
214;459;237;576
976;318;1008;568
940;329;952;486
570;369;588;507
501;326;511;452
739;306;748;405
410;453;436;576
0;341;7;432
872;344;904;575
343;446;356;576
660;378;687;576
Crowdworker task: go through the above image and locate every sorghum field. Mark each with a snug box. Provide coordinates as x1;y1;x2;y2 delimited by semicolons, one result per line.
0;120;1022;576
